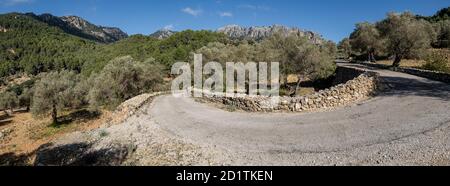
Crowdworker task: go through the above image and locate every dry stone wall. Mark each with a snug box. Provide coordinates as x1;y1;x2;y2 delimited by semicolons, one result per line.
195;66;381;112
103;91;168;127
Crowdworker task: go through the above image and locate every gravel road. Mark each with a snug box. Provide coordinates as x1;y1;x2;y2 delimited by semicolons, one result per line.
144;63;450;165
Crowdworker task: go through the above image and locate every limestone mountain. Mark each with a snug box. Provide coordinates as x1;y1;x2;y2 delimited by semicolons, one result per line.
149;29;177;39
217;24;324;44
27;13;128;43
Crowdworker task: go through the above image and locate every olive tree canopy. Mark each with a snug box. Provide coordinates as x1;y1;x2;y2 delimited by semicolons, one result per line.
88;56;165;109
376;12;434;67
349;22;383;62
338;38;352;59
31;70;80;124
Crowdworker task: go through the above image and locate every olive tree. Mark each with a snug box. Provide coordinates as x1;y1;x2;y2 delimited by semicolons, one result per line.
18;87;33;111
261;33;336;93
349;22;383;62
31;70;80;124
338;38;352;59
197;33;336;95
0;91;18;114
377;12;434;67
88;56;164;109
433;20;450;48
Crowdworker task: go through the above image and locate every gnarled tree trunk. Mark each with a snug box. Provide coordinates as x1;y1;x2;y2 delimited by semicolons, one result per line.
52;103;57;124
294;76;304;96
392;54;402;67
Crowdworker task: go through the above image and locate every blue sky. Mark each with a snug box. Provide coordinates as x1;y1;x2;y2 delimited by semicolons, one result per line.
0;0;448;42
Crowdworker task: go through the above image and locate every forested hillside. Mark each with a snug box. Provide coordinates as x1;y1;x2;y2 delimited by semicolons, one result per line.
0;13;96;77
0;13;228;78
80;30;229;75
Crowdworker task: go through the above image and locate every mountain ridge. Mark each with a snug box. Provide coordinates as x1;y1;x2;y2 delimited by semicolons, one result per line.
149;29;177;39
216;24;325;44
149;24;326;44
26;12;128;43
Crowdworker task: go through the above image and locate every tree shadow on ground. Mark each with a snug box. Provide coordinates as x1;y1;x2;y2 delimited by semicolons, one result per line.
51;109;101;127
377;76;450;101
33;142;131;166
0;151;34;166
1;142;132;166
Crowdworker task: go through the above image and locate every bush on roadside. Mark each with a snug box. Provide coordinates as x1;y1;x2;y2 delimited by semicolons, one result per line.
422;51;450;73
88;56;165;110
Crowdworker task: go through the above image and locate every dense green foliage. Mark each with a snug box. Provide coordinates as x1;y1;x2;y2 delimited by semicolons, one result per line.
81;30;228;75
0;13;96;77
337;38;352;59
378;12;434;66
0;13;228;78
349;22;383;62
418;7;450;22
432;20;450;48
88;56;165;109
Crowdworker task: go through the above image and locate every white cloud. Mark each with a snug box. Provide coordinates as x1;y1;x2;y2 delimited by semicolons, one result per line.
163;24;174;30
2;0;33;6
219;12;233;17
238;4;271;11
181;7;202;16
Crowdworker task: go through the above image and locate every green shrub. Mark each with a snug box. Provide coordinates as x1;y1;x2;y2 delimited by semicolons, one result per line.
88;56;165;110
422;52;450;73
0;91;18;112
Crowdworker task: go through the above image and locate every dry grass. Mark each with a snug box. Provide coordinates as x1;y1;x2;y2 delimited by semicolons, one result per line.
376;49;450;69
376;59;426;68
0;109;112;163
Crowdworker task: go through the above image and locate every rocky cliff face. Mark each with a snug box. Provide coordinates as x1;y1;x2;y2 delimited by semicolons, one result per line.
60;15;128;43
28;13;128;43
217;24;324;44
101;27;129;41
149;29;177;39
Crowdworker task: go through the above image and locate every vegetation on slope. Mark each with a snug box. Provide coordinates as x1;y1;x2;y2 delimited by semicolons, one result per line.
0;13;95;77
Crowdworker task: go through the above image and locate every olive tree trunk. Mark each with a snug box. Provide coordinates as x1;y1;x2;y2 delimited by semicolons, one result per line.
294;76;304;96
392;54;402;67
52;103;58;124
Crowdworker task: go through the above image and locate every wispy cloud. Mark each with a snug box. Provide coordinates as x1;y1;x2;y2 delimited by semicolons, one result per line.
238;4;271;11
181;7;202;16
219;11;233;17
163;24;174;30
1;0;33;6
